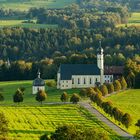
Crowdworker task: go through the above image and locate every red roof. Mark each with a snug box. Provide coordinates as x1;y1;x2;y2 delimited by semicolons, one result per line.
104;66;124;75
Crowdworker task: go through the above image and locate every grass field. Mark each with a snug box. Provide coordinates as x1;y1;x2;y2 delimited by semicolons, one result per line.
0;81;121;140
105;89;140;134
118;12;140;27
0;0;76;11
0;20;58;29
1;105;118;139
0;80;80;105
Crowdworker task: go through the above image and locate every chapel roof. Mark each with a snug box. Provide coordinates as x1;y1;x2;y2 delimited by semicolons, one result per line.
59;64;100;80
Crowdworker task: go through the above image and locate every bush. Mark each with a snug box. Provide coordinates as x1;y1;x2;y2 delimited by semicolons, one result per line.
79;89;87;97
0;93;4;102
41;125;110;140
0;113;8;136
136;119;140;128
122;113;132;128
70;93;80;104
13;88;24;104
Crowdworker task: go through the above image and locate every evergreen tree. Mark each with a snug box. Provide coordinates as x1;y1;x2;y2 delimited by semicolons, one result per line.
114;80;122;92
120;77;127;90
122;113;132;128
100;85;108;96
107;83;114;94
36;90;47;104
0;93;4;102
60;92;69;102
13;89;24;104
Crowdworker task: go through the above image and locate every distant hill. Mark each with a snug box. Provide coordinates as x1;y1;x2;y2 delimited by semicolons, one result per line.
0;0;77;11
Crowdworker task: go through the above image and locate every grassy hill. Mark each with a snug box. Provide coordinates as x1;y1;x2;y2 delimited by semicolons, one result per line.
118;12;140;27
0;81;121;140
0;0;76;11
0;20;58;29
105;89;140;134
0;80;80;105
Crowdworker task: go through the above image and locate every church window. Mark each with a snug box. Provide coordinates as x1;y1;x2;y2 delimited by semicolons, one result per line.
96;78;98;82
84;78;86;84
72;78;74;84
90;78;92;84
78;78;80;84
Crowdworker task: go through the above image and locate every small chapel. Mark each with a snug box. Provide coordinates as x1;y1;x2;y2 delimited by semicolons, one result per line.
57;46;114;89
32;71;45;94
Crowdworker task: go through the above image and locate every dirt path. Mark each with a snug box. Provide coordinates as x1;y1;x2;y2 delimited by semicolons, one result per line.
79;102;134;139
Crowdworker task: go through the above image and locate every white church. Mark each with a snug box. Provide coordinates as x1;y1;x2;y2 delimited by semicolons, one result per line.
57;47;113;89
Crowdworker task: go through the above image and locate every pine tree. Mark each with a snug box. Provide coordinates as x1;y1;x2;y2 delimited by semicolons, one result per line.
100;85;108;96
120;77;127;90
114;80;122;92
107;83;114;94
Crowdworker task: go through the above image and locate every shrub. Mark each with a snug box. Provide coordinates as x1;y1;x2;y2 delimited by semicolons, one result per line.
13;88;24;104
136;119;140;128
79;89;87;97
41;125;110;140
122;113;132;128
0;93;4;102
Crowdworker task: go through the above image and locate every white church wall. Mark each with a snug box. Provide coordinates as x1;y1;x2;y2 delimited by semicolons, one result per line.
32;86;45;94
60;80;72;89
104;75;113;84
57;73;60;89
72;75;100;88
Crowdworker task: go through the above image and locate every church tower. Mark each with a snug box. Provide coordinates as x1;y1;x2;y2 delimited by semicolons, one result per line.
97;41;104;85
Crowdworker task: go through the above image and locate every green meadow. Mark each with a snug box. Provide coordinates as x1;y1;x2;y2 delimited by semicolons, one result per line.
0;20;58;29
105;89;140;134
0;0;76;11
0;80;80;105
118;12;140;27
0;81;121;140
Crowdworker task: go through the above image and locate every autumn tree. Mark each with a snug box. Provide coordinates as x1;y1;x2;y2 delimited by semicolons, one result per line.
36;90;47;105
120;77;127;90
100;85;108;96
107;83;114;94
13;88;24;104
70;93;80;104
122;113;132;128
60;92;69;102
114;80;121;92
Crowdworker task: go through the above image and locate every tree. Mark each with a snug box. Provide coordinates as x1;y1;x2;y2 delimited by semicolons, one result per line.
13;89;24;104
136;119;140;128
41;125;110;140
79;89;87;97
36;90;47;104
100;85;108;96
122;113;132;128
107;83;114;94
70;93;80;104
114;80;121;92
0;93;4;102
0;113;8;137
60;92;69;102
120;77;127;90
